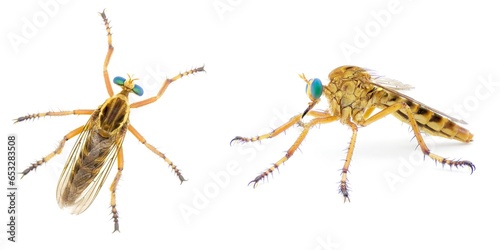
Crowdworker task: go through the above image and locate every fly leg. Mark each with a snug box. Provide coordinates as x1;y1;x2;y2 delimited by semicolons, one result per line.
19;126;85;177
99;9;115;97
247;115;338;187
130;67;205;108
14;109;93;176
360;102;475;173
128;124;186;183
14;109;94;123
339;120;358;202
110;147;124;233
230;114;303;144
231;110;332;144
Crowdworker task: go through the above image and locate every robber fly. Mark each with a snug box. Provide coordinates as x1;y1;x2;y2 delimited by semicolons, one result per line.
231;65;474;201
14;10;204;232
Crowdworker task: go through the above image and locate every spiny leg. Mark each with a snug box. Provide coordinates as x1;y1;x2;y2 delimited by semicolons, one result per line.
360;102;475;173
98;9;115;97
128;124;186;183
110;147;124;233
19;126;84;177
231;110;332;144
339;120;358;202
130;66;205;108
14;109;94;123
248;115;339;187
231;114;302;144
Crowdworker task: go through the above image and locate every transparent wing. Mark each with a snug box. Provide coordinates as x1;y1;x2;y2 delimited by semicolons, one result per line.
365;68;414;91
366;69;467;125
56;114;127;215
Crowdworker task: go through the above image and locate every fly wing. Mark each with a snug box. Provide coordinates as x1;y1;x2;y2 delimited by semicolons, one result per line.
56;113;127;215
365;68;414;91
366;69;467;125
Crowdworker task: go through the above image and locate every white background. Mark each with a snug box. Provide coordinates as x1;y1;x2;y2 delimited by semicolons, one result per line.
1;1;499;249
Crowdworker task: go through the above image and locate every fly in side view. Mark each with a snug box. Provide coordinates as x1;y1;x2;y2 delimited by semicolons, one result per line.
14;10;204;232
231;65;474;201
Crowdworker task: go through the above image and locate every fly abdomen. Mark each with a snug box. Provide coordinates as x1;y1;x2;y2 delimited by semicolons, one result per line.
61;130;114;205
377;91;473;143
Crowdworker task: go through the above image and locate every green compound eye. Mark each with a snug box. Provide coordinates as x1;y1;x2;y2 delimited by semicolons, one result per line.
305;78;323;101
132;84;144;96
113;76;126;86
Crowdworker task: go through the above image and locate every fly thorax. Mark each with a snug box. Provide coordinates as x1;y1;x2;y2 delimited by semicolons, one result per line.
97;94;130;134
327;66;375;124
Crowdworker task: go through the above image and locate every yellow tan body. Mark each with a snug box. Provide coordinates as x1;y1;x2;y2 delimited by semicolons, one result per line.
233;65;475;201
57;93;129;209
15;10;204;232
324;65;473;142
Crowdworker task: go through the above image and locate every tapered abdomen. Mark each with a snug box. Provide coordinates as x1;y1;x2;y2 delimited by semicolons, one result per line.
375;90;473;142
59;128;114;206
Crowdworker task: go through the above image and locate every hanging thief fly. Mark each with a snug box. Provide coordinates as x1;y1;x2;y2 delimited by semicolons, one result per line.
14;10;205;232
231;65;475;201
